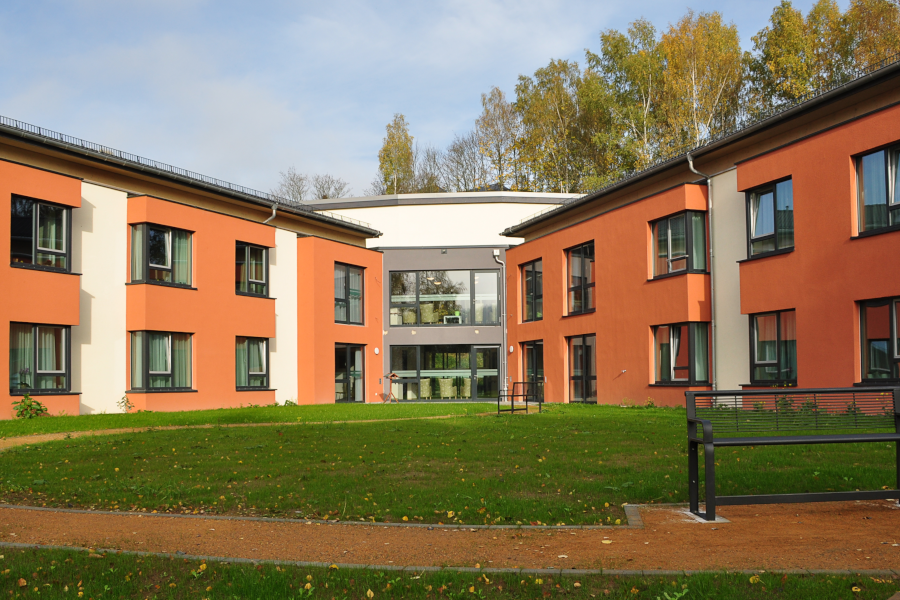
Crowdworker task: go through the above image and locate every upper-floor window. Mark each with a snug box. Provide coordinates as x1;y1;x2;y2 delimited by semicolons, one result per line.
130;331;192;391
9;323;69;393
653;322;709;384
860;297;899;382
335;263;364;324
131;224;192;286
750;309;797;384
747;179;794;256
236;242;268;297
236;337;268;389
389;270;499;326
857;144;900;233
653;212;706;276
566;242;594;315
522;259;543;322
10;195;70;272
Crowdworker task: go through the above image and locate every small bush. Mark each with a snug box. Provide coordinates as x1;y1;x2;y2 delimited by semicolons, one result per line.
117;395;134;413
12;394;49;419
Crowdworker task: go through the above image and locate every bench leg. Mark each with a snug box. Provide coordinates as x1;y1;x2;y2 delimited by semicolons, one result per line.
704;442;716;521
896;440;899;507
688;441;699;515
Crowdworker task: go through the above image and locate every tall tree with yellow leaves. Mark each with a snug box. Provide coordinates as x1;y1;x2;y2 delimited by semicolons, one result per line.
377;113;416;194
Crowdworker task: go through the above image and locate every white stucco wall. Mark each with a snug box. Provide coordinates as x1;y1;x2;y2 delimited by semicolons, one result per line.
270;228;299;404
71;182;128;414
322;202;562;248
709;168;749;390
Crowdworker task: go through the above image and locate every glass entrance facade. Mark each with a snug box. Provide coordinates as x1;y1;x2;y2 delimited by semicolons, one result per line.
389;344;499;401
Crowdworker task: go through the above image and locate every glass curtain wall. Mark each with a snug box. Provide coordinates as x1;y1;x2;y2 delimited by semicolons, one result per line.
389;345;499;401
335;344;364;402
568;335;597;403
389;271;500;326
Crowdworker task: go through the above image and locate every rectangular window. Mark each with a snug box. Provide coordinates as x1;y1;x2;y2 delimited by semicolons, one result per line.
10;195;70;271
334;263;364;324
747;179;794;256
522;259;543;322
522;340;544;402
236;242;268;296
857;145;900;233
567;242;595;314
131;224;192;286
130;331;192;390
389;270;500;326
860;297;900;381
9;323;69;393
568;334;596;403
335;344;364;402
653;211;707;276
750;310;797;384
653;322;709;384
388;345;499;401
236;337;268;389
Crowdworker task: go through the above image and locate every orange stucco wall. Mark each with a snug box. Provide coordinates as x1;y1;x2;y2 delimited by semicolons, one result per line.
506;184;711;407
125;196;276;411
1;160;82;417
296;236;383;404
737;103;900;388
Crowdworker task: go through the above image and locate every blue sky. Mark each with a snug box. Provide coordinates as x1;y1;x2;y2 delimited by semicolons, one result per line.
0;0;844;196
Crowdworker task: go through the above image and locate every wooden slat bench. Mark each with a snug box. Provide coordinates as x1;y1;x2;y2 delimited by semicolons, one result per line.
686;387;900;521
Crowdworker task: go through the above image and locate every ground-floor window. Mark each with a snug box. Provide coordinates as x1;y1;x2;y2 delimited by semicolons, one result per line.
568;334;596;403
130;331;192;391
9;323;69;393
236;337;268;389
653;322;709;384
860;297;899;382
750;310;797;384
522;340;544;401
335;344;364;402
389;345;499;401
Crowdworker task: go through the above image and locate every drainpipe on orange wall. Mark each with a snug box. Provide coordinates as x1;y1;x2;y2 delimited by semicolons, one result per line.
493;249;508;395
686;153;717;391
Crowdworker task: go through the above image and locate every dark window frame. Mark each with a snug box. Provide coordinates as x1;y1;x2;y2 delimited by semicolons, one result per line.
652;322;710;385
388;270;501;327
8;322;71;395
745;178;794;258
749;309;798;386
335;343;365;402
859;296;900;384
334;262;365;325
566;242;595;315
235;241;269;298
567;333;597;404
131;223;194;288
651;211;708;278
388;344;501;401
856;143;900;235
236;336;270;390
10;195;72;274
521;259;543;322
128;330;194;392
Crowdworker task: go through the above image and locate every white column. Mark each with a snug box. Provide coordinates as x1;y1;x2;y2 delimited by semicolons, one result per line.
270;228;299;404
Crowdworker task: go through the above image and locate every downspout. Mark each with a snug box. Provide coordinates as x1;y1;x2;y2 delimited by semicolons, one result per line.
686;153;717;391
263;203;278;224
493;249;508;395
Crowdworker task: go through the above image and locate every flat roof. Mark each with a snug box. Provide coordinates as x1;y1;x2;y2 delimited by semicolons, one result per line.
311;191;578;210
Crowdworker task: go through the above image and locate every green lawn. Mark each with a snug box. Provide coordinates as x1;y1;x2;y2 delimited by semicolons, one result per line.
1;546;896;599
0;402;496;439
0;404;894;526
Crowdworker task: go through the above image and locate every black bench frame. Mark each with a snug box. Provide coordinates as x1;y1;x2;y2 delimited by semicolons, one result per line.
497;381;543;415
686;387;900;521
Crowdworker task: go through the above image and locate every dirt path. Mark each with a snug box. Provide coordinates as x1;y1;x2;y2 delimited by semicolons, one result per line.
0;412;503;451
2;501;898;572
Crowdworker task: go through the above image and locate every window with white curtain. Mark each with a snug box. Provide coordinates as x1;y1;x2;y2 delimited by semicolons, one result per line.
335;263;364;324
131;224;192;286
130;331;192;390
8;323;69;393
654;322;709;384
857;144;900;233
236;242;268;296
750;310;797;384
652;211;707;276
10;196;70;271
746;180;793;256
236;337;268;389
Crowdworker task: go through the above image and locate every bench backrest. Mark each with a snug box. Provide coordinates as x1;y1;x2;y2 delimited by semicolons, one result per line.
686;387;900;435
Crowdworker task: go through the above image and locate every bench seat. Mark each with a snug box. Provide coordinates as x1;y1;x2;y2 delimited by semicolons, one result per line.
689;431;900;447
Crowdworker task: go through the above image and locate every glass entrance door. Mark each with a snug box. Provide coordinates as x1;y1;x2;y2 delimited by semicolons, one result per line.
474;346;499;400
523;340;544;401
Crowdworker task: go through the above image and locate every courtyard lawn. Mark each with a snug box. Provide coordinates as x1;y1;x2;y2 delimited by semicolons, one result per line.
0;402;496;439
0;404;895;525
1;546;897;599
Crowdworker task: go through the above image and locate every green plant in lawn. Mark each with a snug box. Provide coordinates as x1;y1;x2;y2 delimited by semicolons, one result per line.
116;395;134;413
12;393;48;419
845;400;861;415
645;397;656;408
800;397;818;414
775;395;794;413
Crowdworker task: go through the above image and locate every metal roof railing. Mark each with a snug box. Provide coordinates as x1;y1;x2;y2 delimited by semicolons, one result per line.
0;115;373;231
